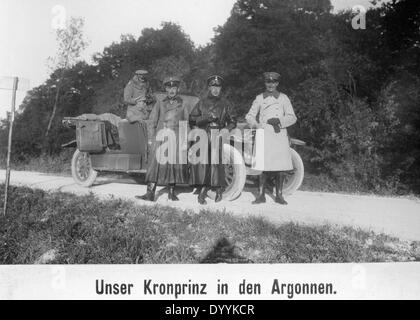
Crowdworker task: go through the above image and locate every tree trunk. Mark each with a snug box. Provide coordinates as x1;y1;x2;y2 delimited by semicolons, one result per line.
45;82;61;137
45;30;74;138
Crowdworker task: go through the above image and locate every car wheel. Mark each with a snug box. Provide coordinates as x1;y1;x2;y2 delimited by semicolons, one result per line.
207;144;246;201
71;149;97;187
282;148;304;195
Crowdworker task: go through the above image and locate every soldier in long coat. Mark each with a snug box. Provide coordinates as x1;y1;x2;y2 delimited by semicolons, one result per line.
124;69;157;150
136;76;189;201
124;69;156;122
189;75;236;204
245;72;297;205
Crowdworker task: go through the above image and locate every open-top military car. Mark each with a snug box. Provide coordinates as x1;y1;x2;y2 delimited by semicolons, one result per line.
62;94;305;201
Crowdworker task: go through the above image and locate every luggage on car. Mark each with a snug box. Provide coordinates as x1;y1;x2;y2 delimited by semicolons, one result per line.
76;120;107;153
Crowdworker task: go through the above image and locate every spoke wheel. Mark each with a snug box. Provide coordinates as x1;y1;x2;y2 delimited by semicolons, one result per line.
71;149;97;187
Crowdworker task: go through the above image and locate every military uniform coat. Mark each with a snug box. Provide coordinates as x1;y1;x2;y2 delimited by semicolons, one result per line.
245;91;297;171
124;77;155;122
146;95;189;185
189;94;236;187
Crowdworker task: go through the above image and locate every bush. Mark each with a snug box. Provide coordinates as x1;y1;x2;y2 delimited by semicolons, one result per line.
0;148;73;174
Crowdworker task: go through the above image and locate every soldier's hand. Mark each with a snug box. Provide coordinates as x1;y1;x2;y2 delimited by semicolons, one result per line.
135;96;146;102
251;123;263;129
208;116;219;123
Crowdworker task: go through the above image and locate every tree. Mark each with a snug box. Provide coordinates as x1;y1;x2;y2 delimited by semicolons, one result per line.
4;0;419;194
45;17;89;139
91;22;196;114
213;0;333;114
150;56;191;92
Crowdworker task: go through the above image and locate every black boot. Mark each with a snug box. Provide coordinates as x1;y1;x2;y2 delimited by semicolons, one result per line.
135;182;156;202
168;184;179;201
215;187;223;203
198;187;208;205
252;173;266;204
275;173;288;205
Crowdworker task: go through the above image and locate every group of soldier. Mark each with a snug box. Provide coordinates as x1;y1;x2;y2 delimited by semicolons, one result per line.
123;69;297;205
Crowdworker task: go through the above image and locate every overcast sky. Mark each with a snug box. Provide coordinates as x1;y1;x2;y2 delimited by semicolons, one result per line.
0;0;379;118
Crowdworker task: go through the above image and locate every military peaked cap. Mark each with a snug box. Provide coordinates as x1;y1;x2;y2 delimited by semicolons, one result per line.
264;72;280;82
207;75;224;87
163;76;181;87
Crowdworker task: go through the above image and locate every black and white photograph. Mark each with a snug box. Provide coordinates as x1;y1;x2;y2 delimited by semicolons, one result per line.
0;0;419;302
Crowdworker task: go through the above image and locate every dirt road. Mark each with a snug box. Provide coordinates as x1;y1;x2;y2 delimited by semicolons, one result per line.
2;170;420;241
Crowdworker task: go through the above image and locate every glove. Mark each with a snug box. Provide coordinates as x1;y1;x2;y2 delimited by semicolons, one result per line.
145;94;156;105
226;123;236;131
196;116;218;127
135;96;146;103
208;116;219;123
267;118;281;133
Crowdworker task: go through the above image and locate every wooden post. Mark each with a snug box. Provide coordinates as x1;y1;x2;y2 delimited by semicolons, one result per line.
3;77;19;216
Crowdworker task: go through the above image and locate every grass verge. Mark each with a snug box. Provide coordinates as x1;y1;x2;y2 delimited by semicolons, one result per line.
0;150;73;175
1;184;419;264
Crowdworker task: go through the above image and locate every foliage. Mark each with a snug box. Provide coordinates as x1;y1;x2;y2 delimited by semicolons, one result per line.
0;149;73;175
1;0;419;194
45;17;89;139
46;17;90;71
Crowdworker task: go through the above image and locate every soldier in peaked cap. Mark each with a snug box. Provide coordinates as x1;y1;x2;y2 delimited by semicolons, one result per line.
207;75;224;87
135;69;148;78
245;71;297;205
264;71;280;82
124;69;156;122
136;75;190;202
189;75;237;205
163;76;181;87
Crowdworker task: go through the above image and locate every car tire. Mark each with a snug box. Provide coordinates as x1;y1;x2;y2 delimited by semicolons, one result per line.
207;144;246;201
71;149;97;187
282;148;304;195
